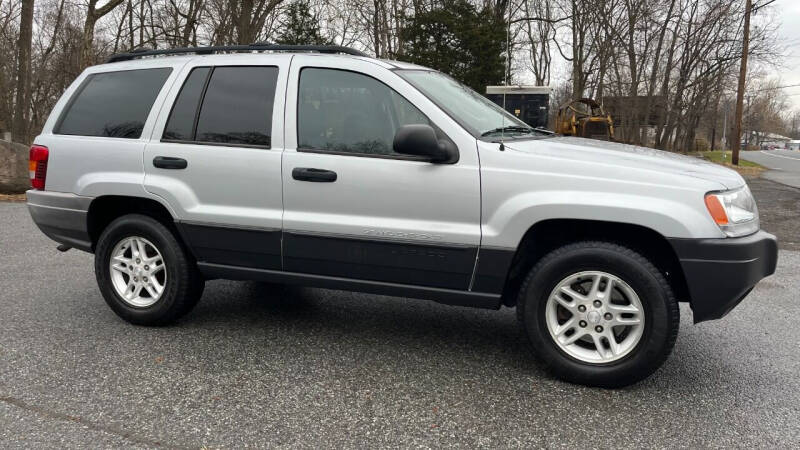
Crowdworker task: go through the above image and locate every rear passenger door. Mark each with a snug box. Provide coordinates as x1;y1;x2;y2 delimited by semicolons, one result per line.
144;56;288;270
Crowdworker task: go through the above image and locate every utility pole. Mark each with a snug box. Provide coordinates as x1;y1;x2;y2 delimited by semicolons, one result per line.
732;0;752;166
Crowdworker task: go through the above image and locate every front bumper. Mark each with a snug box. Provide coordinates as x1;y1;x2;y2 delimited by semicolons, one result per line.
26;190;93;252
668;230;778;323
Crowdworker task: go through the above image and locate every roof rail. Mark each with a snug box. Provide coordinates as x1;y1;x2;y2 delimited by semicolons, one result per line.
105;43;368;63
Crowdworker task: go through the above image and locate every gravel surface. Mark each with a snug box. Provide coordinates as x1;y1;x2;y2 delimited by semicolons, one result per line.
748;177;800;251
0;197;798;448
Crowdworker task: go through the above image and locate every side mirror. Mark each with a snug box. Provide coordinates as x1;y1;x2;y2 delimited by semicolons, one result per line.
393;124;457;163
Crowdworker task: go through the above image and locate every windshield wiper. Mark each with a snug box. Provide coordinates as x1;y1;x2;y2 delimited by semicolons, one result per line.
480;126;536;137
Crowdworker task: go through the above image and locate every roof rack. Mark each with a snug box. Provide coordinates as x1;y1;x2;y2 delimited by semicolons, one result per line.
106;43;368;63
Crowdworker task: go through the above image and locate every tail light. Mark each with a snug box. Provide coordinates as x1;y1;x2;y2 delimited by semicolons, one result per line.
29;145;49;190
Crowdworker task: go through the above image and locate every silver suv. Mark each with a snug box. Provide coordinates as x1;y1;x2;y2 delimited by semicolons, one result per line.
26;45;777;387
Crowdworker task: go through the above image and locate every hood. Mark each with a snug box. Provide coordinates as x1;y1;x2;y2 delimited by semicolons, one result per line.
503;136;744;189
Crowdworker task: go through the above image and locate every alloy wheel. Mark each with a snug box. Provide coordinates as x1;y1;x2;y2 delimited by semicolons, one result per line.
108;236;167;308
545;270;645;363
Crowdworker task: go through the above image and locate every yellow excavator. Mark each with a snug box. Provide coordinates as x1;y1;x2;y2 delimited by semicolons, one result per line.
555;98;614;141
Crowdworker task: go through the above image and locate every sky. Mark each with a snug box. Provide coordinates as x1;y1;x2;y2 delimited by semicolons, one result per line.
775;0;800;110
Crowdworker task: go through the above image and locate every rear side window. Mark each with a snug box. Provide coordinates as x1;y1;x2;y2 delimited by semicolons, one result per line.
56;68;172;139
163;66;278;148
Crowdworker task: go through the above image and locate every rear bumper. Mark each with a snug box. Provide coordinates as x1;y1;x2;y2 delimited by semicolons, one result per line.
668;230;778;323
26;190;93;252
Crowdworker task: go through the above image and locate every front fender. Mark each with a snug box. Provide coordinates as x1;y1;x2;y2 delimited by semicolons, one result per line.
476;140;728;250
481;190;725;250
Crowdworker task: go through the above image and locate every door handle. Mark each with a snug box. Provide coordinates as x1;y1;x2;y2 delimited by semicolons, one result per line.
153;156;188;169
292;167;337;182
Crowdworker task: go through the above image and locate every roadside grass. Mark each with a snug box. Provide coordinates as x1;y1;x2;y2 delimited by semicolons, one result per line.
699;151;766;177
701;151;762;167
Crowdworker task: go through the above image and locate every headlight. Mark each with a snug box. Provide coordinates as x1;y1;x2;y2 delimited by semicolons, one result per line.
704;185;759;237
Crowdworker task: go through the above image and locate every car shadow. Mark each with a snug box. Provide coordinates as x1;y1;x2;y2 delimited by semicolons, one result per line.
78;280;785;394
180;280;541;373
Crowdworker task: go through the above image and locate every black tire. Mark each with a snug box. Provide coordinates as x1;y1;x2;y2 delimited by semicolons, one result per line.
516;241;679;388
95;214;204;326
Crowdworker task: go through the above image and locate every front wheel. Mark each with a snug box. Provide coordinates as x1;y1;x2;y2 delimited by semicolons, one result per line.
95;214;204;326
517;241;679;388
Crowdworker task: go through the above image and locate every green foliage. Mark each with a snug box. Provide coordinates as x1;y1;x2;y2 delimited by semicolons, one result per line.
700;151;764;168
275;0;328;46
400;0;506;93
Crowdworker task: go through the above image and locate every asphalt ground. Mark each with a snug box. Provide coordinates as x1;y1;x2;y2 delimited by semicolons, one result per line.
741;149;800;189
748;177;800;251
0;180;799;448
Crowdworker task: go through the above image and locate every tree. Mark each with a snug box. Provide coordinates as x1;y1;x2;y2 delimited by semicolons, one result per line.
81;0;125;68
276;0;327;45
565;0;595;100
789;110;800;140
743;78;790;147
521;0;556;86
161;0;206;47
0;0;785;150
400;0;506;93
234;0;283;44
12;0;34;141
349;0;415;59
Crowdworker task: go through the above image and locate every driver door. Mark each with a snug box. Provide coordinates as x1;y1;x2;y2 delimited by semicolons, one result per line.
281;56;481;290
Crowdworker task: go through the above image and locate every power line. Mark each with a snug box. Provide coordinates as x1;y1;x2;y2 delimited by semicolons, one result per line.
755;83;800;92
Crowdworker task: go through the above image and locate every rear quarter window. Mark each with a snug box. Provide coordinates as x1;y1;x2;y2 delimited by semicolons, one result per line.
162;67;211;141
55;68;172;139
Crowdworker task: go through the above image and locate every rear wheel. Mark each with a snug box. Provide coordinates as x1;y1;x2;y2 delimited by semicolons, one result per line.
517;241;679;388
95;214;204;325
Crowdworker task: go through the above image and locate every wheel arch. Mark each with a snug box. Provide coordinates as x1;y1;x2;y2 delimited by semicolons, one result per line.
500;218;690;308
87;195;184;252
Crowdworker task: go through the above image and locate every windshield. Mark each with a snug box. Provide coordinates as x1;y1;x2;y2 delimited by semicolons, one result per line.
397;70;549;139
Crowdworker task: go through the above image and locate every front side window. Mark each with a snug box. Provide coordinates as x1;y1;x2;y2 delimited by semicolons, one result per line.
163;66;278;147
56;68;172;138
298;68;431;156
